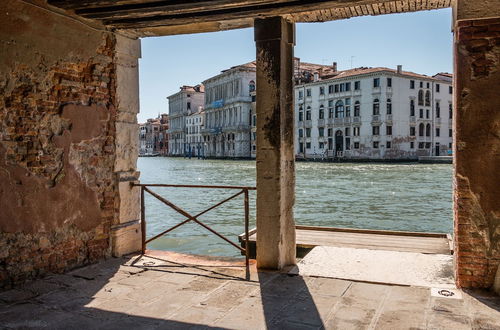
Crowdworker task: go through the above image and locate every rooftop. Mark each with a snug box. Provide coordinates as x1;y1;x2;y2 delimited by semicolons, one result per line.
1;251;498;329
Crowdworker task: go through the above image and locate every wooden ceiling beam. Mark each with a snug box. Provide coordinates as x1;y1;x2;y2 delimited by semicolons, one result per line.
75;0;294;20
102;0;398;28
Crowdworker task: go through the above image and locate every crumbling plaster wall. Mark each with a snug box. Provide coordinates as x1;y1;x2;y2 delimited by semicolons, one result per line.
454;1;500;291
0;0;141;288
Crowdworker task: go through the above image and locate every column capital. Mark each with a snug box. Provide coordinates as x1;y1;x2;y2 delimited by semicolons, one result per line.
254;16;295;45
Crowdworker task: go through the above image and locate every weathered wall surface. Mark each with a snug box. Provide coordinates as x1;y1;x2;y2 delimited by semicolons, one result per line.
454;15;500;290
0;0;138;288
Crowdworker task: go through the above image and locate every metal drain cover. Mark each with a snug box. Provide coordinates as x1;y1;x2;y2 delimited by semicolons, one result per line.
431;288;462;299
142;261;155;266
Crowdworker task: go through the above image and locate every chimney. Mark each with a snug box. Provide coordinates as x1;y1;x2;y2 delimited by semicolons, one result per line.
313;72;319;82
332;62;337;72
397;65;402;74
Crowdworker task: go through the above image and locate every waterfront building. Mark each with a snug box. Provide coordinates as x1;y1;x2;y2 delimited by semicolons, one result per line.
185;107;205;157
138;114;169;156
201;62;256;158
167;85;205;156
294;65;453;160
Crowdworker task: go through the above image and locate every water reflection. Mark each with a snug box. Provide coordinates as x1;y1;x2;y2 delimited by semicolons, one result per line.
139;158;452;257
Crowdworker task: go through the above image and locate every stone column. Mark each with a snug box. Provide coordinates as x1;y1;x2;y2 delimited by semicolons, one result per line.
453;1;500;292
254;17;296;269
111;35;142;257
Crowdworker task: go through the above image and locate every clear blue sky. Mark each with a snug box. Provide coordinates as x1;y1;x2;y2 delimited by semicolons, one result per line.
138;8;452;122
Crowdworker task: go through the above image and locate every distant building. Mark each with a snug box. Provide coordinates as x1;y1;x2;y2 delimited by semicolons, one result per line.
167;85;204;156
185;107;205;157
294;65;454;160
138;114;169;156
201;62;256;158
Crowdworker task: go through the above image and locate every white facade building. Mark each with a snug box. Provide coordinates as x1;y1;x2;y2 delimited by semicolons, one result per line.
294;66;453;160
185;107;205;157
201;62;256;158
167;85;204;156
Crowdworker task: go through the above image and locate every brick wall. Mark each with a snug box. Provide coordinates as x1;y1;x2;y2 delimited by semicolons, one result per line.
0;1;120;288
454;17;500;289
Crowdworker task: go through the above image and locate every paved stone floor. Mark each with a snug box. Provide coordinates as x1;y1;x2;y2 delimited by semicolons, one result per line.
0;253;499;330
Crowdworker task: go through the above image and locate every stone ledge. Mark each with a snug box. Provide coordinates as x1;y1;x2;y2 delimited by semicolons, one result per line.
111;222;142;257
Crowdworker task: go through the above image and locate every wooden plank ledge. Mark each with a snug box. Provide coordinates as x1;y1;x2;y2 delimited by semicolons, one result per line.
239;225;453;257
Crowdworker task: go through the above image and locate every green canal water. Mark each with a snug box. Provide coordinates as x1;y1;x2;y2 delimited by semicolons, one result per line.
138;157;453;257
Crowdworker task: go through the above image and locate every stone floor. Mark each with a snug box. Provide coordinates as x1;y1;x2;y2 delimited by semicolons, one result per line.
0;252;499;330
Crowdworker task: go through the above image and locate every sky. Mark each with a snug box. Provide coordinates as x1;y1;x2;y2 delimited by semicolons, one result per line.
138;8;452;122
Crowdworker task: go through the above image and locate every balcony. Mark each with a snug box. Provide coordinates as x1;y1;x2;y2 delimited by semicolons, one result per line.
334;118;343;126
327;118;335;125
386;114;393;122
371;115;381;123
343;117;351;124
353;116;361;124
410;116;416;123
318;119;325;126
304;120;312;128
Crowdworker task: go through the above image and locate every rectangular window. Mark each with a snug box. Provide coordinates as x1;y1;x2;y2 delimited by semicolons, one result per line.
426;82;430;89
449;129;452;137
373;141;379;149
319;127;324;137
345;127;350;136
187;102;191;110
410;126;416;136
420;81;423;88
373;78;380;88
449;103;453;119
298;91;303;99
345;138;351;150
419;109;424;118
299;111;303;121
334;84;339;93
306;128;311;138
449;86;453;94
319;86;325;95
299;143;304;153
252;115;256;126
299;129;303;137
449;142;452;148
436;102;440;118
319;142;324;149
372;126;380;135
387;78;392;87
425;142;431;149
410;80;415;89
426;109;430;119
436;84;440;92
418;142;424;149
354;81;361;90
306;142;311;149
387;141;392;149
386;125;392;136
340;83;345;92
328;128;333;137
328;85;334;93
345;82;351;91
436;128;440;137
306;89;311;97
353;127;360;136
410;141;415;149
354;142;360;149
306;110;311;120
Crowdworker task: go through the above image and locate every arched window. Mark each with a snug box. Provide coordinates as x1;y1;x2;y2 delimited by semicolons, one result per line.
410;99;415;116
426;123;431;137
373;98;380;115
249;80;255;93
306;106;311;120
419;123;425;136
354;101;361;117
418;90;424;106
425;90;431;106
319;105;324;119
335;100;344;118
387;98;392;115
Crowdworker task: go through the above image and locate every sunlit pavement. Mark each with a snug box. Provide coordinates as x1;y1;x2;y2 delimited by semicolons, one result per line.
1;252;499;329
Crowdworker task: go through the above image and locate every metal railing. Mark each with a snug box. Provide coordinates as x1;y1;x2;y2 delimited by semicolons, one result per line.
131;183;256;268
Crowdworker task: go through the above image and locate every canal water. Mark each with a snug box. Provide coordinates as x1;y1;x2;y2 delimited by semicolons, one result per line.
138;157;453;257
